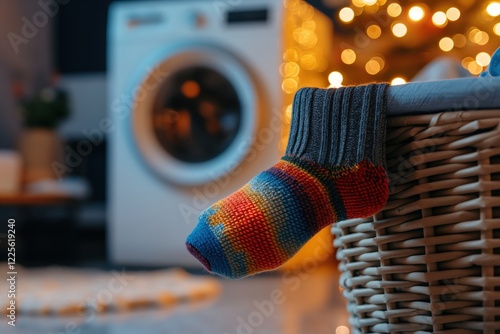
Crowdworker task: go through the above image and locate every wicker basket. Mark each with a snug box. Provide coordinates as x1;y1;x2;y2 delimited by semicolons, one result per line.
333;109;500;333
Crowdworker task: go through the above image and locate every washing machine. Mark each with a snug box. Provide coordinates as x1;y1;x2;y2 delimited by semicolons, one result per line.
107;0;288;266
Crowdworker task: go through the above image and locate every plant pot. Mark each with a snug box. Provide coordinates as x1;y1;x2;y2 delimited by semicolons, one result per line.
0;150;22;194
18;128;64;184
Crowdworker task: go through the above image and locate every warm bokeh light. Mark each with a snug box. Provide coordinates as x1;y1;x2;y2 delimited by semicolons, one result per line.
283;48;299;62
477;31;490;45
391;77;407;85
470;30;490;45
476;52;491;66
365;59;382;75
352;0;366;8
392;22;407;38
181;80;200;99
282;77;298;94
297;3;315;20
432;11;448;26
336;326;350;334
446;7;461;21
409;6;425;22
341;49;357;64
339;7;355;23
293;27;318;48
368;3;380;12
328;71;343;83
486;2;500;17
439;37;454;51
468;27;480;36
387;3;402;17
468;28;480;41
366;24;382;39
302;20;316;31
329;0;498;86
372;56;385;69
300;53;318;70
452;34;467;48
328;71;344;88
467;60;483;75
283;62;300;77
461;56;474;69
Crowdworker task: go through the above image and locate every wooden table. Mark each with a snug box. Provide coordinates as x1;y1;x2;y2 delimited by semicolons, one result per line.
0;193;79;206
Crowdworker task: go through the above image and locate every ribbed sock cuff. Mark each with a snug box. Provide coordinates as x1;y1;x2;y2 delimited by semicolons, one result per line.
285;84;389;167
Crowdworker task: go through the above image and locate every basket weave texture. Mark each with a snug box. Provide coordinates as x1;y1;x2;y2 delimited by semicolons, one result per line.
333;110;500;333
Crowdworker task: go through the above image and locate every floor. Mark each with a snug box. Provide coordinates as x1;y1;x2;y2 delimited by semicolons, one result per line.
1;265;350;334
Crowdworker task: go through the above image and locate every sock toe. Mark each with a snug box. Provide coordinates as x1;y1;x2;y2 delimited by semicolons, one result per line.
186;242;211;272
185;211;234;278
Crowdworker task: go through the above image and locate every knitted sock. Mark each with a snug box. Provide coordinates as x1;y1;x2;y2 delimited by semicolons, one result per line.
186;84;390;279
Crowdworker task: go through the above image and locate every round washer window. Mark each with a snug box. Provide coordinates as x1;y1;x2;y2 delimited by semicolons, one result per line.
131;45;258;185
152;66;242;163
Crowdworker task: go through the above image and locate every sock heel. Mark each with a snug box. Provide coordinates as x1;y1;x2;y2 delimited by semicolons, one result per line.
333;161;389;219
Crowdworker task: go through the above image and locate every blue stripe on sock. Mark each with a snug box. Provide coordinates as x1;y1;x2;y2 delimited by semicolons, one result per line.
186;208;233;277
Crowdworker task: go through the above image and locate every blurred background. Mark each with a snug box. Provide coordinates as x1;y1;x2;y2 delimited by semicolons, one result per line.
0;0;498;333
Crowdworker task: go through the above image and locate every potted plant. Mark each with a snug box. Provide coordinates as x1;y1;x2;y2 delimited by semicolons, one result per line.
14;72;70;184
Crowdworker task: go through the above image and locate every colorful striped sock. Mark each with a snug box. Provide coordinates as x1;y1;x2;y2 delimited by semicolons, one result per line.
186;84;390;279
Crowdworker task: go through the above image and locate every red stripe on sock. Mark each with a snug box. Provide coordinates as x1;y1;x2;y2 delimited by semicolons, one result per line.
221;186;288;272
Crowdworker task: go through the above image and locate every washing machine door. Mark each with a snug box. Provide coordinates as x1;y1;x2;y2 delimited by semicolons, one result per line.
131;45;257;185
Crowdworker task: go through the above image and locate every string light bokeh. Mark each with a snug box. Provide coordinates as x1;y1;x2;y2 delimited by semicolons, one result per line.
280;0;332;151
331;0;500;85
279;0;499;150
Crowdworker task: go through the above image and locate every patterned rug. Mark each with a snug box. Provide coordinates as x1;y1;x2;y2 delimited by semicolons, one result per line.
1;265;220;315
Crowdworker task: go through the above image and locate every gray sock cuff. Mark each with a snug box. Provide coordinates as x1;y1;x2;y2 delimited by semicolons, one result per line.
285;84;389;167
